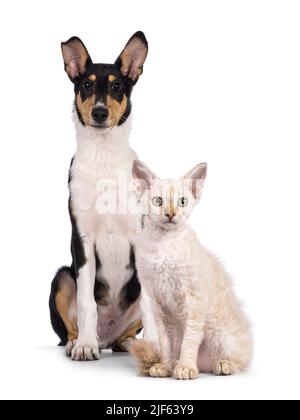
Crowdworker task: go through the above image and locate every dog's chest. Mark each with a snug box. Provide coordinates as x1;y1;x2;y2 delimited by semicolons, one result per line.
70;154;137;234
70;152;139;285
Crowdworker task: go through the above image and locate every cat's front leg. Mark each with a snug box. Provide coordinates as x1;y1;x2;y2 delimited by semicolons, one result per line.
140;287;159;346
149;310;173;378
174;300;205;380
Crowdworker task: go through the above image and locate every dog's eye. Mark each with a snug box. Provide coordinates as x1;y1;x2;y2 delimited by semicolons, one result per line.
82;80;93;90
111;81;121;92
178;197;188;207
152;197;163;207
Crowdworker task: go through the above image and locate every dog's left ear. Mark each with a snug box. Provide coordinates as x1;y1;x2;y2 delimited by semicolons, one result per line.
115;32;148;83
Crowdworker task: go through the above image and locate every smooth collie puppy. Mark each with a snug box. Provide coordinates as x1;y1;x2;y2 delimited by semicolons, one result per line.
130;160;253;379
49;33;158;361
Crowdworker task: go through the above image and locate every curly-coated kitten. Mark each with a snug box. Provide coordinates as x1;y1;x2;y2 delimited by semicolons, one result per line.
130;160;252;380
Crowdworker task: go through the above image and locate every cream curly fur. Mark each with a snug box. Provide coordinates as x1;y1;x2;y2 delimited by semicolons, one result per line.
130;160;253;380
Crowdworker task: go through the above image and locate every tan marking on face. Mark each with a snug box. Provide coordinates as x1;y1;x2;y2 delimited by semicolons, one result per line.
169;187;176;217
108;74;117;82
88;74;96;81
106;94;128;126
55;276;78;342
76;93;96;126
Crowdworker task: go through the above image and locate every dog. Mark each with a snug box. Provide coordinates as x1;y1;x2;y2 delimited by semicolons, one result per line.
49;32;158;361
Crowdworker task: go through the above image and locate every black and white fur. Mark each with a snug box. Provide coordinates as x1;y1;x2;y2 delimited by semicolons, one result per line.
49;32;158;361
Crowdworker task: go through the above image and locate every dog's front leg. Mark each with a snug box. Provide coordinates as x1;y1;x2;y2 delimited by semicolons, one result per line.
71;237;99;361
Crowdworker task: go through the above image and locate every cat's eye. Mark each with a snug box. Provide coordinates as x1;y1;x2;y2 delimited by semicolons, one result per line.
178;197;188;207
152;197;163;207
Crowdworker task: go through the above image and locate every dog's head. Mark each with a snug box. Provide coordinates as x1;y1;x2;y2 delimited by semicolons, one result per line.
61;32;148;129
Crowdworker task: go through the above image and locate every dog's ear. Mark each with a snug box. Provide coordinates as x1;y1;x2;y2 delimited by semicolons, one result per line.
181;163;207;199
115;32;148;84
61;37;92;82
132;160;157;193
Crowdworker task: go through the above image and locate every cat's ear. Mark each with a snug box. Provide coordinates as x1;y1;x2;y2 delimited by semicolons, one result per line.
115;32;148;83
182;163;207;199
132;160;157;193
61;37;92;82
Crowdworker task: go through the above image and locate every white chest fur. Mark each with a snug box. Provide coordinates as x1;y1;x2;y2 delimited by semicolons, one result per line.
70;116;140;291
135;223;210;318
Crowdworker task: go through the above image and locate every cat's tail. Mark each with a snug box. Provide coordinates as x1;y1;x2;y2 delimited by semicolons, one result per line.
129;339;160;376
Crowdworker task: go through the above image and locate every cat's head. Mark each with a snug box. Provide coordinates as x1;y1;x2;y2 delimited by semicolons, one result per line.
132;160;207;230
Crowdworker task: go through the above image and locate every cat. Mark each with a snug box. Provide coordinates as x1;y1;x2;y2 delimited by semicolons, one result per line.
129;160;253;380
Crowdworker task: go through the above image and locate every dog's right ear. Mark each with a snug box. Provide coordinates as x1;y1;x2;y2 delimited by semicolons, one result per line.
132;160;157;193
61;37;92;82
115;32;148;84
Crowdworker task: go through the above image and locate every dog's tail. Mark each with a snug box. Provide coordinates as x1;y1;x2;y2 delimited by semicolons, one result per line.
129;339;160;376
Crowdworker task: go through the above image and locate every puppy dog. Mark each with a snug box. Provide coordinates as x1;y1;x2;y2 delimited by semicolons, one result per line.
49;32;158;361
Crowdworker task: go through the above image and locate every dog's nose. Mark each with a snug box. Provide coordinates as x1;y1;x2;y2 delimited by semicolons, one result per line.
92;106;109;123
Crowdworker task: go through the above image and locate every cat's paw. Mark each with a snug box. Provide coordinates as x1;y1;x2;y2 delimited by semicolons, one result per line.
213;360;236;376
149;363;172;378
173;363;199;380
71;341;100;361
65;339;77;357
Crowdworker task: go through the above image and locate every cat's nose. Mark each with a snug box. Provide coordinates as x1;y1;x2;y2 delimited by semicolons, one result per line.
165;214;176;220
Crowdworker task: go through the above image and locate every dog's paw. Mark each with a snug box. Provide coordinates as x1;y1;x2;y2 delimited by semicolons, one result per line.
71;341;100;361
149;363;172;378
213;360;236;376
65;339;77;357
173;363;199;380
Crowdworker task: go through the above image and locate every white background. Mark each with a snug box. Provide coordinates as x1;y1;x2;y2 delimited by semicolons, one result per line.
0;0;299;400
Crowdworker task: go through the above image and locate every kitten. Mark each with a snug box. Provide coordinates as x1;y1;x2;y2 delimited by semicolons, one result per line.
130;160;253;380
